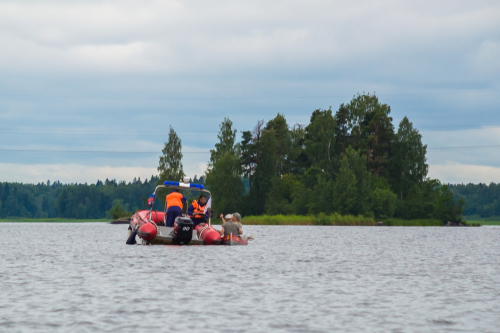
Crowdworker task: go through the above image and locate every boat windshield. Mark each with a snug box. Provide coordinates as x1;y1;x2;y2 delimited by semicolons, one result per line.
149;180;212;225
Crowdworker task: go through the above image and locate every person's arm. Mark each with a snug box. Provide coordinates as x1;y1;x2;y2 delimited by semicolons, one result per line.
187;203;194;216
219;214;225;235
181;195;187;204
238;223;243;235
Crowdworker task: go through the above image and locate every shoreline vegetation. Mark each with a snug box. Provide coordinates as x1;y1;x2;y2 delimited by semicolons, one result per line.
465;220;500;226
0;218;110;223
1;215;484;226
241;215;481;226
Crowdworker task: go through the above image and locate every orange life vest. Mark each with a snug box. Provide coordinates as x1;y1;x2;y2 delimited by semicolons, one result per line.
166;192;184;210
189;200;206;218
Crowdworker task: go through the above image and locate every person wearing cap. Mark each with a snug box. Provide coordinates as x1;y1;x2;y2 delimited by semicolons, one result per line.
219;213;243;237
165;189;186;227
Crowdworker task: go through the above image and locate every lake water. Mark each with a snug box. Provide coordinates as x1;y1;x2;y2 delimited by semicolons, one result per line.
1;223;499;332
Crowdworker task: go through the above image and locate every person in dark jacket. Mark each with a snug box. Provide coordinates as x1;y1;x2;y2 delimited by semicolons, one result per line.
165;189;186;227
187;195;209;226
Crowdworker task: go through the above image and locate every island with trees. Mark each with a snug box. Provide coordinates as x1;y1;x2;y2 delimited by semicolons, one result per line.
0;94;490;226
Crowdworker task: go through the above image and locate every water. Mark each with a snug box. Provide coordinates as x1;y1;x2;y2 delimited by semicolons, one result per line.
1;223;499;332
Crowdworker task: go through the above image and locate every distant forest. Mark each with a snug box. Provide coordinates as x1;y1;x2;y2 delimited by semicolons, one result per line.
0;178;156;219
1;94;485;222
449;183;500;221
0;176;206;219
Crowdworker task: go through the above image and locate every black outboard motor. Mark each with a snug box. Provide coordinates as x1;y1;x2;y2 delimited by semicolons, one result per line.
173;217;194;245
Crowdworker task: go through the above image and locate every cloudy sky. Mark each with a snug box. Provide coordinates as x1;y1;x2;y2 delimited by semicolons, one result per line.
0;0;499;184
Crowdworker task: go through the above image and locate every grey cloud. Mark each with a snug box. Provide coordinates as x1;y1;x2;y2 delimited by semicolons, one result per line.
1;1;499;77
0;0;499;182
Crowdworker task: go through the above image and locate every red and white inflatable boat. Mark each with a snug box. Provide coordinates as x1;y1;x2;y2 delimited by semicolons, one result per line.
126;180;250;246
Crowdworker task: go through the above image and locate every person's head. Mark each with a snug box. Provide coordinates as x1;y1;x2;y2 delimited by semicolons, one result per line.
199;195;207;205
233;212;241;222
171;189;178;193
225;214;233;220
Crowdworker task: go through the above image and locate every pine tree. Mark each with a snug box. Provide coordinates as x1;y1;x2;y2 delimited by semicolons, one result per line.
158;126;185;182
209;118;237;167
205;118;244;214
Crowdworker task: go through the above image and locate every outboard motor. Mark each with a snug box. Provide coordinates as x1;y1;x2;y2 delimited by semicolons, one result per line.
173;217;194;245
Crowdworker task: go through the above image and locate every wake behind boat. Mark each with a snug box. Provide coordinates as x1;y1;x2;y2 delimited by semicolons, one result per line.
126;180;250;246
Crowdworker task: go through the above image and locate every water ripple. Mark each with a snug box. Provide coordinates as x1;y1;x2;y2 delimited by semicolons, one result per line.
1;223;499;332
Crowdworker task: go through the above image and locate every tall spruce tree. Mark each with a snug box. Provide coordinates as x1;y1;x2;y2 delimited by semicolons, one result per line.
251;129;278;214
390;117;428;199
240;130;255;188
265;114;291;176
157;127;185;208
288;124;308;175
205;118;244;214
158;126;185;182
209;117;237;167
304;108;336;174
361;107;394;177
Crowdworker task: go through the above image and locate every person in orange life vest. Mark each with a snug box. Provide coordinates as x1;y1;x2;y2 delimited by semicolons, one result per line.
165;189;186;227
187;194;209;226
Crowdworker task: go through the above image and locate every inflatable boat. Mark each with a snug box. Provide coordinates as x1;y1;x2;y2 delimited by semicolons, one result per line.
125;179;249;246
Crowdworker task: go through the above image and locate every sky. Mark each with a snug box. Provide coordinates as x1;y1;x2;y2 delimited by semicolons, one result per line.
0;0;499;185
